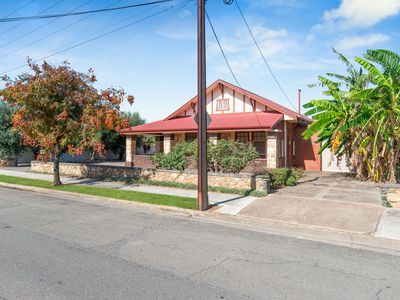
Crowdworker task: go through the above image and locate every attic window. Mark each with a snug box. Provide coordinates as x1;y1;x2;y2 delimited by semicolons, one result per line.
216;98;229;111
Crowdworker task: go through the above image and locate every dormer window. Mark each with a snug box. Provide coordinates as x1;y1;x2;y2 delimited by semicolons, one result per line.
216;98;229;111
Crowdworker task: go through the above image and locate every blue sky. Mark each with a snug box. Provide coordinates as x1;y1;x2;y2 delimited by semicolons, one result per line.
0;0;399;122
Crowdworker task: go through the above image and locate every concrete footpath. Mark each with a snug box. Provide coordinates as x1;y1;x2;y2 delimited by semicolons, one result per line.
240;172;383;234
0;168;256;216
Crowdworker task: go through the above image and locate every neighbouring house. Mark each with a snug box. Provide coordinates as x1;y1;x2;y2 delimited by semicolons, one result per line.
122;79;321;171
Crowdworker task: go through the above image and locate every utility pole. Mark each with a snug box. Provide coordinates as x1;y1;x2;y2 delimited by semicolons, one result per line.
197;0;208;211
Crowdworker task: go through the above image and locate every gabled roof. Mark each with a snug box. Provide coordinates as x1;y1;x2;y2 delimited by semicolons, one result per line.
165;79;311;122
123;112;283;134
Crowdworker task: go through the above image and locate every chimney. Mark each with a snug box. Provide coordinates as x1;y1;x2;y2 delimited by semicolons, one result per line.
297;89;301;114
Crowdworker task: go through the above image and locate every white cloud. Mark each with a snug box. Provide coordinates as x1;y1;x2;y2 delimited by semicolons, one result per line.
207;24;327;79
335;33;390;50
157;27;196;40
179;9;192;18
321;0;400;29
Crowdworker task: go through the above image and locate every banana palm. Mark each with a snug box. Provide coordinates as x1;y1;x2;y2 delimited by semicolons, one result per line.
304;49;400;183
350;49;400;182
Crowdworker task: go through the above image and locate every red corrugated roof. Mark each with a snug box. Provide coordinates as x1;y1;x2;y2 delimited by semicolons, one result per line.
123;112;283;134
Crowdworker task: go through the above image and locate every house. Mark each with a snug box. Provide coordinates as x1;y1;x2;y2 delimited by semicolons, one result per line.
122;79;321;171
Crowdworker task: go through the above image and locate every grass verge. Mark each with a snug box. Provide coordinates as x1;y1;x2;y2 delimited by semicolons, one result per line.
99;176;267;197
0;175;196;210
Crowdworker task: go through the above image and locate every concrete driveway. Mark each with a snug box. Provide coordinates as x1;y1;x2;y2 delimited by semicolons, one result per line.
240;172;383;234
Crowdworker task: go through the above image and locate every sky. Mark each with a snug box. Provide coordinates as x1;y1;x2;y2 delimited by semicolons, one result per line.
0;0;399;122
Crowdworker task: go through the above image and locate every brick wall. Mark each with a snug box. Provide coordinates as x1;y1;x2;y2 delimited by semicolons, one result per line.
291;125;321;171
133;155;155;168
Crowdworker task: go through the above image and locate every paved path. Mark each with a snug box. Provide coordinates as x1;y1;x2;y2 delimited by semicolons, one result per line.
376;208;400;240
0;168;256;216
1;188;400;299
240;172;383;234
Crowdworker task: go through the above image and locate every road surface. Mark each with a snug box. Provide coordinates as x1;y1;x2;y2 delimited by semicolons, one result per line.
0;187;399;299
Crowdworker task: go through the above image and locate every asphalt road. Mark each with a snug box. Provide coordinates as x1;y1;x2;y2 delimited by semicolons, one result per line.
1;187;400;299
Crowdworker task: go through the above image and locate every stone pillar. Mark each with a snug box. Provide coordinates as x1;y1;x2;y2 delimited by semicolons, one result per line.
208;133;218;145
266;132;278;169
163;134;174;154
125;135;136;167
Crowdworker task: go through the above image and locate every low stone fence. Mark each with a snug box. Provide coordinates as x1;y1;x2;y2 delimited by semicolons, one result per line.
31;161;266;192
0;158;17;168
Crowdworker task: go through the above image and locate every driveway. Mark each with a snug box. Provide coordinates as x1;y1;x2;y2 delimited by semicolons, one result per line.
240;172;383;234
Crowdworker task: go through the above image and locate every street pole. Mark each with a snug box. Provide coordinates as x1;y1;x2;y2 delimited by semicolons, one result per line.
197;0;208;211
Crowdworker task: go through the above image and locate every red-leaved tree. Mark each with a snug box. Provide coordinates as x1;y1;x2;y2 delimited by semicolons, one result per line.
0;60;134;185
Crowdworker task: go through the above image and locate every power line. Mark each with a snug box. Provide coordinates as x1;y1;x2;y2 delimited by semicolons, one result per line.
0;0;93;49
0;0;173;23
205;10;241;88
1;0;190;76
234;0;298;111
205;9;265;127
2;0;35;18
0;0;124;59
0;0;65;37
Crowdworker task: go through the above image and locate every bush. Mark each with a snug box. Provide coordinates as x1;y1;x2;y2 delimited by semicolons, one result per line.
153;141;195;171
0;102;23;160
267;167;304;189
153;139;258;173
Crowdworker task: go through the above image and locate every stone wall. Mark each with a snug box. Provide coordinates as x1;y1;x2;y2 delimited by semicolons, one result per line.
0;159;17;168
31;161;266;191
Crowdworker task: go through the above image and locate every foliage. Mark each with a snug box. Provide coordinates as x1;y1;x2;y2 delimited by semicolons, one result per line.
153;139;258;173
101;112;146;160
210;139;259;173
122;111;146;147
262;168;303;189
0;174;196;209
0;102;23;160
303;49;400;183
153;141;195;171
1;60;133;185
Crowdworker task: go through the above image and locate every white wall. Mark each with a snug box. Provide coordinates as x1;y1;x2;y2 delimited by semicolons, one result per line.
321;149;352;172
178;86;267;117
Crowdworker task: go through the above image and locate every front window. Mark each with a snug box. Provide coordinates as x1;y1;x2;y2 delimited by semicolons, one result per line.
235;132;249;142
253;131;266;158
216;99;229;111
186;133;197;142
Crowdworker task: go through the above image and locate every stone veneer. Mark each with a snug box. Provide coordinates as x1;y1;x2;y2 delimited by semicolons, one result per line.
31;161;266;192
0;159;17;168
125;136;136;167
266;133;278;168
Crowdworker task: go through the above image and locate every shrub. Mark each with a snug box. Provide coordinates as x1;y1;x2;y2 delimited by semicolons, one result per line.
153;139;258;173
0;102;23;160
153;141;195;171
214;140;259;173
267;167;304;189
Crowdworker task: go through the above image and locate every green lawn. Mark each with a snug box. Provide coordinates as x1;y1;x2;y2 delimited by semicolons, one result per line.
0;175;197;209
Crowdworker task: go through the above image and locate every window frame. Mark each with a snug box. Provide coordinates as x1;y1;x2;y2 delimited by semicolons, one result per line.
216;98;230;111
235;132;250;142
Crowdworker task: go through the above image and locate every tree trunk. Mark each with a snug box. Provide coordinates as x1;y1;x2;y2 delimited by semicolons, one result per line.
53;144;62;186
389;148;399;183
